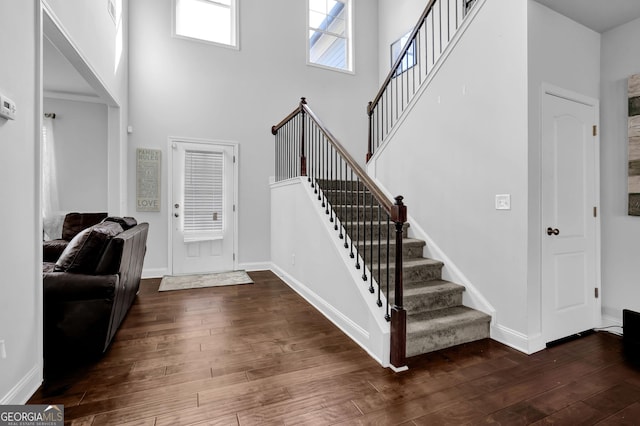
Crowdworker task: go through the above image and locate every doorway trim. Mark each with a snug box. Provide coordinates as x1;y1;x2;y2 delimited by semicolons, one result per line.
167;136;239;275
539;83;601;347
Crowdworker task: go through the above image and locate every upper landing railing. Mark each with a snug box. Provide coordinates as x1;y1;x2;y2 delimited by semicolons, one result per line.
367;0;476;161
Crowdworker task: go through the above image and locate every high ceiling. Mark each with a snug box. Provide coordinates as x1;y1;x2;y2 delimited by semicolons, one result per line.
535;0;640;33
43;36;97;98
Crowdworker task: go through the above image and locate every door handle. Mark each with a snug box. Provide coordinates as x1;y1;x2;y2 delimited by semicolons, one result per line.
546;227;560;236
174;213;179;218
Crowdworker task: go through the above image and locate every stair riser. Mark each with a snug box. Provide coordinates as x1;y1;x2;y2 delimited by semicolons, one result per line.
404;291;463;314
315;180;366;191
324;190;374;206
340;222;408;240
406;319;490;357
334;205;391;222
373;263;443;289
352;241;425;261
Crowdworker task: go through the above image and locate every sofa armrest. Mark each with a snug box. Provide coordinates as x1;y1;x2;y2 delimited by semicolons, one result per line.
43;272;118;301
43;239;68;262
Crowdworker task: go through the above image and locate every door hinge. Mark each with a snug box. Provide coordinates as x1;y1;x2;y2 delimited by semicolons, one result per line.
233;204;236;212
233;253;236;261
593;206;597;218
233;155;236;163
593;125;597;136
595;288;599;298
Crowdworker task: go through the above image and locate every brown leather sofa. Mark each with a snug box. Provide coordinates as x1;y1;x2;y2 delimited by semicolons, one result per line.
43;217;148;366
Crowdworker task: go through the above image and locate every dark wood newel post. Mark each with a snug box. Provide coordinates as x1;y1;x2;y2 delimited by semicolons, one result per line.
366;101;373;162
390;195;407;369
300;97;307;177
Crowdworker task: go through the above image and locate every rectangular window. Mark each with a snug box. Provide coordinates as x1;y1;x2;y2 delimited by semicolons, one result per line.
308;0;352;72
174;0;238;48
390;31;416;77
183;150;224;241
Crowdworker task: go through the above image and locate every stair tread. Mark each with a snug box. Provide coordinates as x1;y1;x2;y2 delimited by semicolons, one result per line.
402;279;465;296
380;257;443;268
407;306;490;334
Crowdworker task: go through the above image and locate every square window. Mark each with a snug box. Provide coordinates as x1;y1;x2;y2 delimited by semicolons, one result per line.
174;0;238;48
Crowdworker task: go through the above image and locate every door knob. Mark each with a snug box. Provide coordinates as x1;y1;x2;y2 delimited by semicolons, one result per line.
547;227;560;236
174;203;179;208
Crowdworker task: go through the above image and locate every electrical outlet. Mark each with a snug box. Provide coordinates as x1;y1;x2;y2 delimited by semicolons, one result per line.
495;194;511;210
0;340;6;359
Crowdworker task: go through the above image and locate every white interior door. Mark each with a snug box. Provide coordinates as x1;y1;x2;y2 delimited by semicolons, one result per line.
541;91;599;344
171;140;236;275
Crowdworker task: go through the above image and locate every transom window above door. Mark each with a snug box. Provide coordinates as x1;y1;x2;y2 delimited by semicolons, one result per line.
173;0;238;48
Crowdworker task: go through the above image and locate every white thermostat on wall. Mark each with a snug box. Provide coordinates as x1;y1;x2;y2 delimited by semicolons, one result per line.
0;94;16;120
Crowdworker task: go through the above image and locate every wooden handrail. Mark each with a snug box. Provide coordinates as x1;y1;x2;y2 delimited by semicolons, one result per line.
369;0;437;112
271;101;304;135
300;104;397;218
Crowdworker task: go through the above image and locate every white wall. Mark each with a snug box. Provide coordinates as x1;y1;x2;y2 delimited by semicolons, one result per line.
370;0;531;347
377;0;425;82
0;0;128;403
44;0;129;215
271;179;390;366
600;17;640;325
43;98;109;212
128;0;379;275
526;1;601;348
0;0;42;404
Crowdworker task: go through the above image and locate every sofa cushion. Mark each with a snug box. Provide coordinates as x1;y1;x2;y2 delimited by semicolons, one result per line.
102;216;137;230
55;221;123;274
61;212;108;241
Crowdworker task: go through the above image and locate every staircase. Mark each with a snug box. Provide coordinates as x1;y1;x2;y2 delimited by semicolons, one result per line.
324;183;490;357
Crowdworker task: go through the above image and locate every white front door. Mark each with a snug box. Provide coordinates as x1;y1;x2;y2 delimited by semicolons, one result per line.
171;139;236;275
541;90;599;344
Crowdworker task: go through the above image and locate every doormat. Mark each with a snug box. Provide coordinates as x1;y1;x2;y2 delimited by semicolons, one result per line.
158;270;253;292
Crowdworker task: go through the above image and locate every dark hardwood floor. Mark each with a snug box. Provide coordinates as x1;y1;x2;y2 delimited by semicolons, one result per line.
30;270;640;425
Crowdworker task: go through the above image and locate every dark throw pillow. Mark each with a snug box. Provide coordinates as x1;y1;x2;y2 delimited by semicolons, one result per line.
54;221;123;274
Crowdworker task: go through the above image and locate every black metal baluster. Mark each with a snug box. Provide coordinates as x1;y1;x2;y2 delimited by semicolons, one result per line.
377;205;383;307
362;186;368;282
355;176;361;270
339;158;344;239
368;195;374;290
316;126;320;191
348;169;354;254
325;140;330;215
385;213;391;321
330;146;335;224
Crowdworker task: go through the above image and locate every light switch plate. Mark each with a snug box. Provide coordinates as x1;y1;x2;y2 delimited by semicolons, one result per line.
495;194;511;210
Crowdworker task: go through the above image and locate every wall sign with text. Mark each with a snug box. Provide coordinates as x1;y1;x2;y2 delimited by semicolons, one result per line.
136;148;161;212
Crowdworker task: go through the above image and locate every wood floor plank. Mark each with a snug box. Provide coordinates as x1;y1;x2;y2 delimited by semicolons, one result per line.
28;272;640;425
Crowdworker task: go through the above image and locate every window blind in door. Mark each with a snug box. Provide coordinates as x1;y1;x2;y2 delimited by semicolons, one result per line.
183;149;224;241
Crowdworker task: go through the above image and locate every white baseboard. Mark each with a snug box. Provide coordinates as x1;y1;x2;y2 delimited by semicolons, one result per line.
238;262;273;272
1;363;42;405
141;267;168;279
270;264;388;368
491;323;533;354
600;314;623;336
